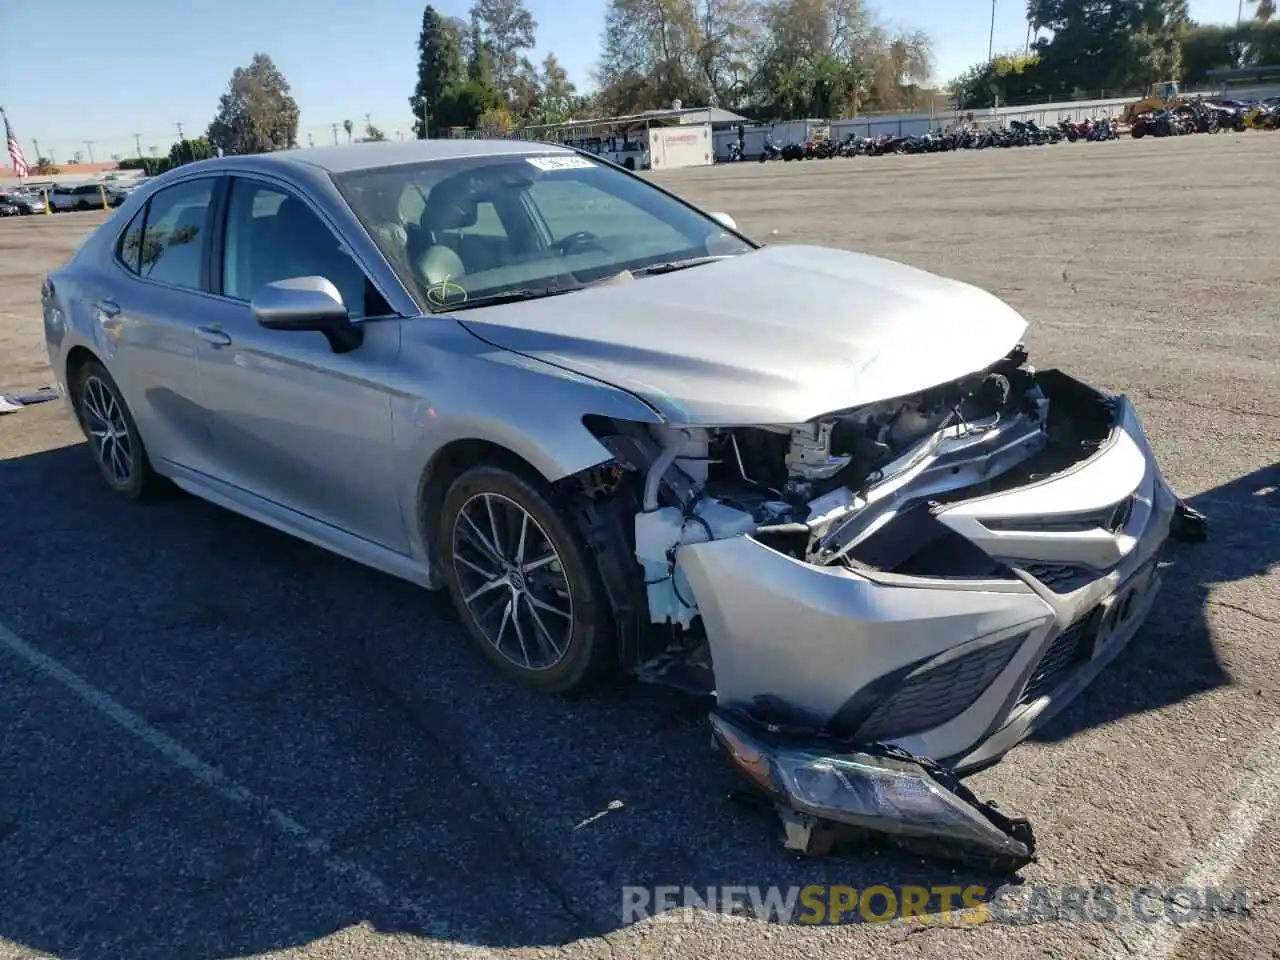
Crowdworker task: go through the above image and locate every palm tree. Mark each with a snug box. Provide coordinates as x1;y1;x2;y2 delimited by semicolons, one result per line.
342;119;353;142
1255;0;1276;22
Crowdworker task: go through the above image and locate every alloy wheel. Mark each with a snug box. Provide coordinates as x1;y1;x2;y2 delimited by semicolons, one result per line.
81;375;134;486
450;492;574;671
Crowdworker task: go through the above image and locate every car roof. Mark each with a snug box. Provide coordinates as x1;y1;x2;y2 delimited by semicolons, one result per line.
176;138;574;177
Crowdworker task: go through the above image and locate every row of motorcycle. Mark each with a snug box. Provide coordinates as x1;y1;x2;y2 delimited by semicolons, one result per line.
739;116;1120;162
1131;98;1280;137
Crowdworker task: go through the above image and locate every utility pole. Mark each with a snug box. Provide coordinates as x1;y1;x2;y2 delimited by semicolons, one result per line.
174;121;185;140
307;131;315;147
988;0;997;61
331;122;339;145
133;133;143;157
84;140;96;164
364;112;372;132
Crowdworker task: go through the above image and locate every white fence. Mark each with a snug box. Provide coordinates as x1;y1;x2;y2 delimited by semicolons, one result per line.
711;95;1140;160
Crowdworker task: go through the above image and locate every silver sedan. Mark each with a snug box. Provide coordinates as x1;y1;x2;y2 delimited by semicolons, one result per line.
42;139;1205;866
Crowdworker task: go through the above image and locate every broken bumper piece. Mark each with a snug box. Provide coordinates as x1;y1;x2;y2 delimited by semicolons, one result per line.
710;710;1036;872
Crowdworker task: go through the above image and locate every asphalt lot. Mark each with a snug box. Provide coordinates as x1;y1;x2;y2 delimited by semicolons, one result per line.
0;133;1277;960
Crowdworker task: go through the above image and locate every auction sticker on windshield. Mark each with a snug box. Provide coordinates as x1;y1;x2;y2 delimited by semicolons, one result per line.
527;156;596;171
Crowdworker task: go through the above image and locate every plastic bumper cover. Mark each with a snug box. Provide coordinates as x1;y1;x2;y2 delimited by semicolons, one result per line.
678;394;1176;770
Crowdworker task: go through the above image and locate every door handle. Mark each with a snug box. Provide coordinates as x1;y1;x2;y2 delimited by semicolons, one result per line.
194;324;232;348
95;299;120;318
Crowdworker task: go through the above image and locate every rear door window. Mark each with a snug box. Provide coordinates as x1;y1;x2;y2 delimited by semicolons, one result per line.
135;178;216;290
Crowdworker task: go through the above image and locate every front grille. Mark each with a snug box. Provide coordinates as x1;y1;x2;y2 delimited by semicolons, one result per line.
856;634;1026;742
1016;614;1097;706
1021;561;1097;594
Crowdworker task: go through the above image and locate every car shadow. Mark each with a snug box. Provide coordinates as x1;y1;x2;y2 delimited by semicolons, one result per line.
0;440;1270;957
1028;461;1278;744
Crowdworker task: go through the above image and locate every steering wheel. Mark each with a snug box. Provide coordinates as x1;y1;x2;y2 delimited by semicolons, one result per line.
552;231;605;256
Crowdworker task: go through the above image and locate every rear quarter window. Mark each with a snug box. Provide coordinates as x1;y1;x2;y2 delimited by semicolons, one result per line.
116;207;146;274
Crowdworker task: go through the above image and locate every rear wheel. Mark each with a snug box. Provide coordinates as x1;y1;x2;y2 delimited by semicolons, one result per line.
440;465;614;693
73;360;163;500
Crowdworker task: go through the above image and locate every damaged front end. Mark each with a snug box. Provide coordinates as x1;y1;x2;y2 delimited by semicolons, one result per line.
569;344;1201;866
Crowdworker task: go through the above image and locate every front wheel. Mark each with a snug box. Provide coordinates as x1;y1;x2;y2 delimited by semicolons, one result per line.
73;360;163;500
440;465;614;693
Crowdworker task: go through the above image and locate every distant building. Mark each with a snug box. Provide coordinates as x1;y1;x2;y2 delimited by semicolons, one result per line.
0;160;121;184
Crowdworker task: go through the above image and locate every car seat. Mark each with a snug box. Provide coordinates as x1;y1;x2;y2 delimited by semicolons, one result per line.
411;178;477;287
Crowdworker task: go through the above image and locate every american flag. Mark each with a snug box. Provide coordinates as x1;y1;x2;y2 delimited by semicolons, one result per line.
4;110;30;179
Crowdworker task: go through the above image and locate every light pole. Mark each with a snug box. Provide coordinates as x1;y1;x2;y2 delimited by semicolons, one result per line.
134;133;143;157
84;140;96;163
32;138;41;162
989;0;998;61
417;97;429;139
331;123;339;145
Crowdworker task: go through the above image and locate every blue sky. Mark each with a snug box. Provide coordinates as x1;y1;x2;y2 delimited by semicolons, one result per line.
0;0;1252;165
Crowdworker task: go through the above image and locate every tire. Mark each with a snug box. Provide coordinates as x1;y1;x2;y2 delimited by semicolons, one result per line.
440;464;614;693
72;360;163;500
75;201;90;211
1131;121;1147;139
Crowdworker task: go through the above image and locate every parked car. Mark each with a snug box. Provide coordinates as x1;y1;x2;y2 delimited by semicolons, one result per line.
0;189;46;214
0;196;20;217
49;182;109;212
40;140;1206;867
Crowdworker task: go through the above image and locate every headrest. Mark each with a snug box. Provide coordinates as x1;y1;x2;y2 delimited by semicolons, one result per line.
421;178;479;234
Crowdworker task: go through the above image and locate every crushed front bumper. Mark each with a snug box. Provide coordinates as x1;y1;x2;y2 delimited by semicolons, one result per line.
678;394;1177;773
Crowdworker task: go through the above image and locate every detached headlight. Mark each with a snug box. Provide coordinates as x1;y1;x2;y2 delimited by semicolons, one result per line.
711;711;1035;869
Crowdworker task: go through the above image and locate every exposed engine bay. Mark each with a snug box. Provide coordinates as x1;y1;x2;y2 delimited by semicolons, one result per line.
583;344;1111;635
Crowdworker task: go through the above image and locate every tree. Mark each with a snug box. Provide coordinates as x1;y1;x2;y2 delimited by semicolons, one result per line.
206;53;300;155
539;53;578;120
470;0;537;102
598;0;706;111
950;51;1042;109
468;13;496;85
1180;24;1234;83
748;0;933;118
33;157;59;175
363;121;388;141
410;6;466;138
1253;0;1276;23
343;118;354;142
477;106;515;134
1026;0;1189;98
509;57;543;120
695;0;757;106
168;137;215;168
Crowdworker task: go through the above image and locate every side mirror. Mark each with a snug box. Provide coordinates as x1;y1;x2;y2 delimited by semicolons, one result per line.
709;211;738;231
251;276;364;354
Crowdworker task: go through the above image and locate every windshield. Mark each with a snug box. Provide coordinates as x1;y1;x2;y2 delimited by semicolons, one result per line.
334;153;754;312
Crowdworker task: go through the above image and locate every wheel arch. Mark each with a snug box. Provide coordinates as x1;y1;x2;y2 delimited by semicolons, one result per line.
63;344;102;400
415;436;574;589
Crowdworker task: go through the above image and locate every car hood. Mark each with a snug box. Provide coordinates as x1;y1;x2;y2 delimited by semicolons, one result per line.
454;244;1027;425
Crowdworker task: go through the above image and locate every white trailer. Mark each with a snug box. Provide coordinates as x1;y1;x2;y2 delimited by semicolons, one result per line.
648;124;713;170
